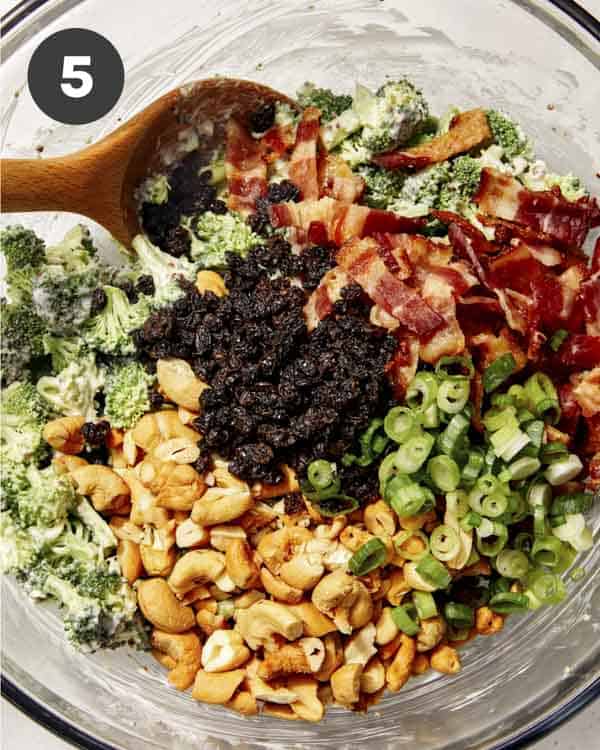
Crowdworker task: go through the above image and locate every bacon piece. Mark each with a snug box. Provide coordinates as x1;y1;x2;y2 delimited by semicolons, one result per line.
456;295;504;337
469;327;527;372
558;382;582;437
289;107;321;201
582;276;600;336
571;367;600;417
269;198;425;245
583;415;600;455
553;335;600;371
488;244;544;294
373;109;492;170
336;237;444;335
474;168;600;249
419;273;466;364
303;267;351;332
586;452;600;490
375;232;453;281
593;237;600;274
385;334;419;398
225;118;267;214
318;153;365;203
438;212;497;284
471;373;485;433
259;123;296;163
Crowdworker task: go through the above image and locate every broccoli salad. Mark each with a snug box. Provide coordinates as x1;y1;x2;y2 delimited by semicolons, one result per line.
1;76;599;718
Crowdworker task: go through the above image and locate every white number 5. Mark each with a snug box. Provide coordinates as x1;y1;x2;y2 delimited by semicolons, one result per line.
61;56;93;98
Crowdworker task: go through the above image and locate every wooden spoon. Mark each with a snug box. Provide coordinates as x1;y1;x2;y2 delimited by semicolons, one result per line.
0;78;294;246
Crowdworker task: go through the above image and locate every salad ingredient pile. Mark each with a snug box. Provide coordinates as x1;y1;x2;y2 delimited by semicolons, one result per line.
1;76;599;721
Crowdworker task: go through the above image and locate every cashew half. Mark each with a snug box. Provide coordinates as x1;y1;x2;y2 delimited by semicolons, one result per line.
344;622;377;666
287;602;337;638
258;637;324;681
288;676;324;722
192;669;246;704
226;539;260;589
196;270;227;297
331;663;363;706
151;629;202;690
132;411;200;453
43;416;85;454
430;644;461;674
201;630;251;673
192;486;254;526
137;578;196;633
53;454;88;474
256;527;312;575
260;567;303;604
360;657;385;694
279;554;324;591
168;550;226;596
416;616;446;653
364;501;396;537
157;358;209;412
70;465;130;514
236;600;303;651
117;540;143;584
386;633;416;692
138;457;205;511
376;607;400;646
315;633;343;682
176;518;210;549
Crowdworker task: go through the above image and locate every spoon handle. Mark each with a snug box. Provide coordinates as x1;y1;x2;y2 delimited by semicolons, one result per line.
1;157;91;214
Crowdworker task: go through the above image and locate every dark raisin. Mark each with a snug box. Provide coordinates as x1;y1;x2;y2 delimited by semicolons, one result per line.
163;225;191;258
81;420;111;446
209;199;228;215
119;280;138;304
283;492;306;515
266;180;301;204
136;274;155;297
249;101;276;133
192;447;213;474
148;389;164;410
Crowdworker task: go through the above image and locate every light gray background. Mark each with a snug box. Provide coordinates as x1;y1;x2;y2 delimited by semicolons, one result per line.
1;0;598;747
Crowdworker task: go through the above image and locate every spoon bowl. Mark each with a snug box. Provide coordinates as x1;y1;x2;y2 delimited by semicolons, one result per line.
0;78;294;246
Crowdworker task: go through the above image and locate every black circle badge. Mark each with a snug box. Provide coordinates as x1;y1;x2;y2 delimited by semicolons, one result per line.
28;28;124;125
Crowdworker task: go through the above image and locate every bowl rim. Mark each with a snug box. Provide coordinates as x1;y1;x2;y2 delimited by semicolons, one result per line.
0;0;599;748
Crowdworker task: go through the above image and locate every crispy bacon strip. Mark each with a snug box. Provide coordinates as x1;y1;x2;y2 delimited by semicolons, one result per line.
456;295;504;337
269;197;425;245
586;452;600;490
583;415;600;455
582;273;600;336
318;153;365;203
303;267;351;332
259;123;296;163
558;382;582;436
336;237;444;335
419;273;466;364
593;237;600;274
571;367;600;417
553;334;600;371
373;109;492;170
374;232;453;279
289;107;321;200
385;333;420;398
474;168;600;249
225;119;267;214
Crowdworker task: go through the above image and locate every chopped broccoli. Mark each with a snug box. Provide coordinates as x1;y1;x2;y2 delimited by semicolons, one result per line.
36;353;105;419
0;225;45;274
44;225;97;274
130;234;198;306
337;134;373;168
185;211;261;268
137;174;170;205
0;512;38;573
42;334;86;373
72;498;117;556
32;266;98;337
521;161;587;201
0;381;52;465
297;82;353;122
389;163;451;217
358;165;406;209
0;302;47;385
84;286;150;356
104;360;154;429
486;110;533;161
274;102;298;129
438;156;483;212
12;464;77;530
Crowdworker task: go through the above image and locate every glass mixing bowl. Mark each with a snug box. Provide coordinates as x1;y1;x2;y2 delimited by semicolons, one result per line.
1;1;599;748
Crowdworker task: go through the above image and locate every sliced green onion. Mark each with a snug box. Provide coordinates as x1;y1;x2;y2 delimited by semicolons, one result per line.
444;601;474;628
531;536;564;568
438;412;471;458
447;624;472;641
386;478;432;517
462;449;484;485
483;353;517;393
517;408;536;424
527;481;552;509
307;460;336;490
465;548;481;567
527;569;566;605
540;441;569;465
533;504;549;538
348;538;387;576
394;530;430;561
435;355;475;379
430;524;460;562
394;433;435;474
490;418;530;462
483;405;517;433
495;549;530;579
570;566;586;581
415;553;452;590
552;513;594;552
482;492;509;518
384;406;420;444
549;329;569;352
413;591;438;620
446;490;470;517
544;454;583;486
489;592;529;613
391;604;420;636
313;494;359;517
508;491;528;523
476;474;501;495
378;452;406;487
344;418;389;467
550;492;593;517
523;373;560;423
406;372;439;412
428;455;460;492
514;532;534;554
508;457;541;480
468;487;487;515
476;522;508;556
420;402;440;429
519;420;545;458
460;511;481;531
437;377;470;414
489;576;511;597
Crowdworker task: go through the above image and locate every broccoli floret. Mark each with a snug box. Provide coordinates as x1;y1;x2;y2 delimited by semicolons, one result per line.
297;82;353;122
0;225;45;274
521;161;587;201
130;234;198;305
72;498;117;556
42;334;86;373
0;512;38;573
13;464;77;530
84;286;150;356
438;156;483;212
185;211;261;268
36;353;105;419
389;163;451;217
358;165;406;209
32;266;98;337
44;225;97;274
104;360;154;429
0;302;47;385
358;79;430;154
337;134;373;168
137;174;170;205
0;381;52;465
486;110;533;161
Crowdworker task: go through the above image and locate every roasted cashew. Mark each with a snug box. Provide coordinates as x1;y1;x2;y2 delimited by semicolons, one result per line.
412;653;430;675
386;633;416;692
360;657;385;694
261;704;299;720
117;540;143;584
364;501;396;537
117;470;170;527
138;457;205;511
315;632;343;682
339;525;374;553
52;454;88;474
210;525;247;551
192;669;246;704
236;600;303;651
233;590;265;610
168;550;226;596
196;270;227;297
311;569;358;615
344;623;377;666
287;602;337;638
151;629;202;690
156;358;209;412
201;630;251;673
226;690;258;716
376;607;400;645
430;644;461;674
225;539;260;589
43;416;86;454
475;606;504;635
256;527;313;575
416;616;446;653
288;676;324;722
70;465;130;514
153;437;200;465
348;583;374;630
278;554;324;591
132;411;200;453
110;516;143;544
258;637;324;681
140;543;177;577
137;578;196;633
192;486;254;526
403;561;438;593
176;518;210;549
260;567;304;605
331;663;363;706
